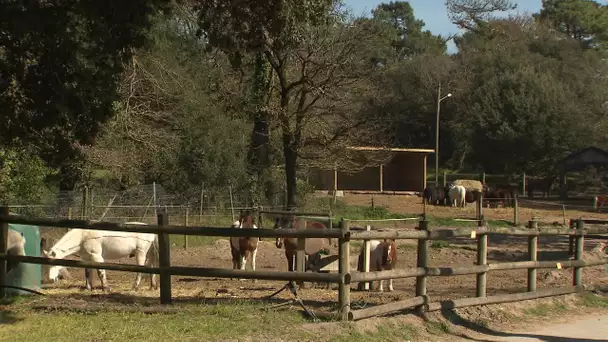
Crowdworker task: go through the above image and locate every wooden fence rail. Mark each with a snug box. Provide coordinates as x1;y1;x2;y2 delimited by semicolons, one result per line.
0;208;606;322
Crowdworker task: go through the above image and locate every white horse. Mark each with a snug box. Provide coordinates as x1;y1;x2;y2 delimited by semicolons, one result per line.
43;222;159;291
448;184;466;208
7;229;26;273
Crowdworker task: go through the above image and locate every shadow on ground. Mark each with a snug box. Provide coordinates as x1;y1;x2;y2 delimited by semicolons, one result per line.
439;309;606;342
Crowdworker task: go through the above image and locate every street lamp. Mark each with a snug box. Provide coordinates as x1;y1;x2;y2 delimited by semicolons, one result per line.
435;84;452;187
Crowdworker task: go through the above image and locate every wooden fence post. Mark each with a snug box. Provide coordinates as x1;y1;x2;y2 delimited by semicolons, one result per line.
522;172;526;196
296;220;307;288
527;220;538;292
416;219;429;315
339;218;351;321
568;219;575;256
476;219;488;297
0;206;8;299
357;225;372;291
573;219;584;286
513;195;519;226
476;193;484;221
157;211;172;304
184;208;189;249
481;172;486;184
67;207;72;219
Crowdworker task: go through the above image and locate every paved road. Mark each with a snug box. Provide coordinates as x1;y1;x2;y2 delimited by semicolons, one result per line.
482;314;608;341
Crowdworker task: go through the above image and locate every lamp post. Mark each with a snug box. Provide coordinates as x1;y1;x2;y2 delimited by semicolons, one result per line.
435;84;452;187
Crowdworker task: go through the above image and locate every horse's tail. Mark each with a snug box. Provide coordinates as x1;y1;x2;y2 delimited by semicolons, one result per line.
149;234;160;268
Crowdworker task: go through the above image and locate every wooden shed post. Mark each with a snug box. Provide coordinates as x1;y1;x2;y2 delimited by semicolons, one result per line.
476;219;488;297
157;211;172;304
0;206;8;299
513;195;519;227
339;219;351;321
416;219;429;315
184;208;189;249
422;155;427;191
527;220;538;292
379;164;383;192
574;219;584;286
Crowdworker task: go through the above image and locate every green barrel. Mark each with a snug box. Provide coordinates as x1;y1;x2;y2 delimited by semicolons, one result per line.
6;223;41;296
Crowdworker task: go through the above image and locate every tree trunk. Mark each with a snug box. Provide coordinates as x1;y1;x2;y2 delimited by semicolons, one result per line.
247;53;274;206
283;134;298;210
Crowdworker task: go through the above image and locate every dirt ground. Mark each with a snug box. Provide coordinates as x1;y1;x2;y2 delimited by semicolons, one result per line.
37;196;608;316
33;193;608;321
337;193;608;225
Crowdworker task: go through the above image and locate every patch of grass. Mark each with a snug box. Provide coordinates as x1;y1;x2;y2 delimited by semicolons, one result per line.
330;322;417;342
170;235;220;247
424;320;452;335
0;300;315;342
426;216;513;228
524;302;568;316
431;240;451;249
579;292;608;308
303;198;415;223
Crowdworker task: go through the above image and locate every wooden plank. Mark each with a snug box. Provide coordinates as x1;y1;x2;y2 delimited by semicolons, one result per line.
350;265;488;282
427;286;585;312
339;219;351;321
528;220;538;292
349;296;425;321
0;214;343;239
0;206;8;299
2;254;159;274
158;212;172;305
258;210;331;217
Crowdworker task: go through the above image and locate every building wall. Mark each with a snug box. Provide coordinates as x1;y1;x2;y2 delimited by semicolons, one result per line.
307;152;428;192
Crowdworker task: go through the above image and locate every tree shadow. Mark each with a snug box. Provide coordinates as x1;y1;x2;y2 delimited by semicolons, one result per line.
438;309;607;342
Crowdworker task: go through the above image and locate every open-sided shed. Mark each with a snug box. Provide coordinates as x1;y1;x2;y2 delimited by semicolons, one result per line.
307;146;435;194
558;146;608;199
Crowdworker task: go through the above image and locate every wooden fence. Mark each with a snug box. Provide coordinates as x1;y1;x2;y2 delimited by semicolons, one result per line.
1;205;607;322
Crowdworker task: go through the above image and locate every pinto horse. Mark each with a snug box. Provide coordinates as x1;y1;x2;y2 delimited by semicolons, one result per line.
229;211;259;278
273;215;332;272
357;239;398;292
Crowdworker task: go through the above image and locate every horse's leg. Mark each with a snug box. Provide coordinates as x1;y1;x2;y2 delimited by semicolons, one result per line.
238;251;247;281
378;279;384;292
90;254;110;292
132;250;146;291
84;268;93;291
388;278;394;292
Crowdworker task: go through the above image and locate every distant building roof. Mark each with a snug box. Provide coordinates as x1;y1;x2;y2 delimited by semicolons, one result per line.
560;146;608;172
347;146;435;153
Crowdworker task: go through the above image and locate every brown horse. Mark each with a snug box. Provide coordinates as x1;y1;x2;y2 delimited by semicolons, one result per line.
357;239;398;292
229;211;259;279
273;215;332;272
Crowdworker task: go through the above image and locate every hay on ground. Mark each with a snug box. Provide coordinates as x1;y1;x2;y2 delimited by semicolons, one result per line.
452;179;483;192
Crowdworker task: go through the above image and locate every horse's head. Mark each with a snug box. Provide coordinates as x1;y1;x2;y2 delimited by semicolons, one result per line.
238;210;256;229
273;215;295;248
381;239;397;268
47;265;71;283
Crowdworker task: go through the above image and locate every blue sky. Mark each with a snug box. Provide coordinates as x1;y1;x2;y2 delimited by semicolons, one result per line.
342;0;544;53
